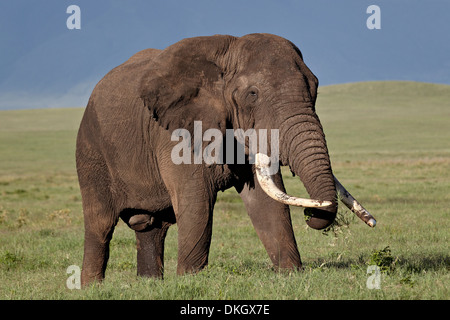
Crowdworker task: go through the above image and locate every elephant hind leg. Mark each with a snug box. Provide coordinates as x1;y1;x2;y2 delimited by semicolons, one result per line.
81;199;119;286
121;208;175;279
136;211;175;278
82;224;116;285
78;161;120;286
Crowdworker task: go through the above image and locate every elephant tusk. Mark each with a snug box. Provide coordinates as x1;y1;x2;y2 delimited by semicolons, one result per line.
255;153;333;208
333;176;377;228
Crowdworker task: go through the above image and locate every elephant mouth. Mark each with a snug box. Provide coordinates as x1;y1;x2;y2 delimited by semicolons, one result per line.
254;153;376;228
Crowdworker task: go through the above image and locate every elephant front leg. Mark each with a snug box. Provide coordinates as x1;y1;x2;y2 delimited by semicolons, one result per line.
175;200;214;275
238;170;302;270
160;162;216;275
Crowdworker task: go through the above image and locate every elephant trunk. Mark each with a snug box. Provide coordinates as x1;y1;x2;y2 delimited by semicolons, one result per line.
255;95;376;229
279;108;338;230
255;153;333;209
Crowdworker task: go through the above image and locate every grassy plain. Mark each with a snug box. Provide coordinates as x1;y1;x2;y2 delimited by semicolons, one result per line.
0;81;449;299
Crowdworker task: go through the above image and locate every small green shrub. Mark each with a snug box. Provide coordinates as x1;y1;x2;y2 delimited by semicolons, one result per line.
367;246;398;274
0;251;23;270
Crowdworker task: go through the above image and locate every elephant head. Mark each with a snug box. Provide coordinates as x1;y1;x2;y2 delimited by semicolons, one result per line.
140;33;375;229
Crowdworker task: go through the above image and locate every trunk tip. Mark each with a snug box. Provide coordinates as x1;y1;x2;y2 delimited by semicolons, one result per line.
304;207;337;230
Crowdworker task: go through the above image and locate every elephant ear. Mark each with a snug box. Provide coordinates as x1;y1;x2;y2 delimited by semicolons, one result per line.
140;35;235;136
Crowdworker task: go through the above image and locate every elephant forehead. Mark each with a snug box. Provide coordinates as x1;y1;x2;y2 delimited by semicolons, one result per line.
235;75;250;86
235;72;271;86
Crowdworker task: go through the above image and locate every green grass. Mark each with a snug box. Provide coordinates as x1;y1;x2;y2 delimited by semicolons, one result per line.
0;81;449;299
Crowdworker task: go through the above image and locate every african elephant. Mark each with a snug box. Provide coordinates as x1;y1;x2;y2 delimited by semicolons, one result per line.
76;33;375;286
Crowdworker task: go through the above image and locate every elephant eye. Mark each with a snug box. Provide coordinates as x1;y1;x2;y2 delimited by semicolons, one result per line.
246;87;259;102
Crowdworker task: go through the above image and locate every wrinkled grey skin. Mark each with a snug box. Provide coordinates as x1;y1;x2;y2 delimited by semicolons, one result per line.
76;33;337;286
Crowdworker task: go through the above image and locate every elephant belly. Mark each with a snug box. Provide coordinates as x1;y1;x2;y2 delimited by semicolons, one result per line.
110;162;172;213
